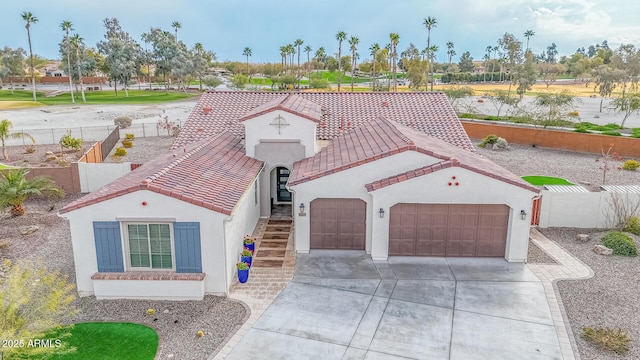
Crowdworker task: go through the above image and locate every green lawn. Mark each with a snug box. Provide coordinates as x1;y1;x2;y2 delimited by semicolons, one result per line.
0;90;194;107
522;176;574;186
20;322;158;360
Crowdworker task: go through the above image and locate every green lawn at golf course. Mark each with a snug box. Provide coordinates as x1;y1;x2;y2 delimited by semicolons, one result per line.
522;175;574;186
20;322;158;360
0;89;194;107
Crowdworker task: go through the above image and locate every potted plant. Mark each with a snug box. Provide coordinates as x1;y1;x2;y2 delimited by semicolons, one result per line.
241;248;253;268
243;235;255;252
237;262;250;283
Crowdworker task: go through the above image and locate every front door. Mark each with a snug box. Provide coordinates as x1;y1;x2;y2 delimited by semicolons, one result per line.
276;167;291;202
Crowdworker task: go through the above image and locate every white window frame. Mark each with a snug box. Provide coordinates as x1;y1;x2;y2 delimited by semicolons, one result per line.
122;222;176;271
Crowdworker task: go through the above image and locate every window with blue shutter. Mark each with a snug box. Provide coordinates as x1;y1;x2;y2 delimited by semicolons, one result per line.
93;221;124;272
173;222;202;273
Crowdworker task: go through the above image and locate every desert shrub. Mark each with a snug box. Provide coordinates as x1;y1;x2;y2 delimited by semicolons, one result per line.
582;327;631;355
568;110;580;117
622;159;639;171
632;128;640;138
58;130;83;151
478;134;499;148
25;146;36;154
310;78;330;89
601;231;637;256
114;116;132;129
125;133;135;140
623;216;640;235
121;139;133;148
114;147;127;157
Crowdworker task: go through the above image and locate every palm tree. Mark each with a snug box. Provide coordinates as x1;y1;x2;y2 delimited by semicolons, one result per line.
348;36;359;91
446;42;455;65
60;21;75;103
279;45;287;73
242;47;252;75
484;46;492;82
336;31;347;91
172;21;182;42
304;45;312;85
369;43;380;91
0;168;64;217
21;11;38;102
286;44;295;74
0;119;35;161
389;33;400;92
423;16;437;91
294;39;303;85
194;42;206;90
491;45;499;81
70;34;86;103
524;30;535;51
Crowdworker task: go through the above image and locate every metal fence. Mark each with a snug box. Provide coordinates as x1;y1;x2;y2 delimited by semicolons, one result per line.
6;121;181;147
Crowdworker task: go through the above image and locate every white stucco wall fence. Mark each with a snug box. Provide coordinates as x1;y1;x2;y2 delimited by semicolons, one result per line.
78;162;131;192
538;189;640;228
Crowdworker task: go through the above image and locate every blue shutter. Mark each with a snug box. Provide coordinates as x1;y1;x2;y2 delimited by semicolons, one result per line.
174;222;202;273
93;222;124;272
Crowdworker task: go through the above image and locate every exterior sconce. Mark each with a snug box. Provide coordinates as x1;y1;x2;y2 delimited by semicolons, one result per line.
520;210;527;220
379;208;385;218
299;203;305;213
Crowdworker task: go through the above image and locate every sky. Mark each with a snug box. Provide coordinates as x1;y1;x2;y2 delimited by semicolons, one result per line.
2;0;640;64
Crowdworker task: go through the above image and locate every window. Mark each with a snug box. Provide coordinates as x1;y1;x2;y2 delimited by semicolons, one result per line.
126;223;173;270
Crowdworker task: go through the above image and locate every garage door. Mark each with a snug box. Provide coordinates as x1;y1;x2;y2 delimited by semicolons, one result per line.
310;199;366;250
389;204;509;257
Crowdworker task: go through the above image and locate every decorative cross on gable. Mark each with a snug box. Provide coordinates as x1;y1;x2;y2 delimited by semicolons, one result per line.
270;115;290;134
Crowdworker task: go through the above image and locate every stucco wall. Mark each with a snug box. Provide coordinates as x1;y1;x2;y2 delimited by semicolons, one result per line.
77;162;131;192
223;178;262;290
290;151;443;254
61;190;227;297
243;110;317;158
367;166;536;262
538;190;640;228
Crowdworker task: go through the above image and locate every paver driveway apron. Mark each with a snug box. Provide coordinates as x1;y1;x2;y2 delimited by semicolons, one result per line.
226;251;562;360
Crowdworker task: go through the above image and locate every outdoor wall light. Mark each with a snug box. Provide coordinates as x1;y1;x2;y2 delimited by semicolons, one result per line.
520;210;527;220
379;208;385;218
299;203;305;213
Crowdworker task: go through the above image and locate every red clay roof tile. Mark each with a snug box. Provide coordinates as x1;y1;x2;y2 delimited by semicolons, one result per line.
60;132;264;215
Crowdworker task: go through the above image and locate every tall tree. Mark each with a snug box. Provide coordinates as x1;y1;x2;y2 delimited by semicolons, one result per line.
70;34;86;102
491;45;499;81
349;36;359;91
484;45;492;82
193;42;214;91
523;30;535;51
60;21;75;103
423;16;437;91
370;43;380;91
336;31;347;91
446;41;455;65
0;119;34;161
141;32;152;90
21;11;38;102
242;47;252;75
498;33;523;97
97;18;142;97
0;47;27;94
304;45;312;85
389;33;400;92
294;39;303;85
172;21;182;43
458;51;474;72
279;45;287;72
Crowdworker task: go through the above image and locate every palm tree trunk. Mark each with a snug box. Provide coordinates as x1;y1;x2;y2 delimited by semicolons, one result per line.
66;34;75;103
75;46;86;102
27;29;37;102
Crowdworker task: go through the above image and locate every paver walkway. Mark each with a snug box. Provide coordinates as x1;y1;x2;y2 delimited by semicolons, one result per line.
212;227;593;360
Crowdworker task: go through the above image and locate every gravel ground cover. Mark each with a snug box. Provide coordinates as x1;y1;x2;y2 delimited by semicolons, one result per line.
527;240;558;264
474;141;639;191
0;196;246;360
103;135;175;163
538;228;640;360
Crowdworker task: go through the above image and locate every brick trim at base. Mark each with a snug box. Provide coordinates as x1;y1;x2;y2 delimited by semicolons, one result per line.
91;271;206;281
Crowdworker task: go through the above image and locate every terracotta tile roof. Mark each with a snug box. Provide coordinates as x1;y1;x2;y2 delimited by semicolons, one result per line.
60;132;264;215
238;93;323;123
172;91;473;151
289;118;538;193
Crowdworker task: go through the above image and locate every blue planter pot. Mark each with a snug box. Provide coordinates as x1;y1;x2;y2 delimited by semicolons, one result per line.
237;269;249;283
244;242;255;252
241;255;253;268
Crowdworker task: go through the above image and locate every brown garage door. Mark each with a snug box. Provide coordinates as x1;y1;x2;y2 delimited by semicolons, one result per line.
310;198;366;250
389;204;509;257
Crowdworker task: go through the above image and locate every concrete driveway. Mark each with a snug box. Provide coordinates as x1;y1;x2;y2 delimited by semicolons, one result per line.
226;251;562;359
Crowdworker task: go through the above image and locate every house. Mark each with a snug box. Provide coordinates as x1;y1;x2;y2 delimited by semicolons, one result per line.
60;91;538;300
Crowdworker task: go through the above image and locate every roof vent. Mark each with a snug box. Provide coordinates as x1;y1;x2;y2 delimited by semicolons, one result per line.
320;120;327;128
203;107;212;115
197;127;204;133
382;101;389;107
339;116;345;131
